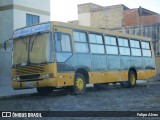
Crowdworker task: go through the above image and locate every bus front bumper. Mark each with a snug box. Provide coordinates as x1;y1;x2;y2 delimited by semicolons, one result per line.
12;78;58;90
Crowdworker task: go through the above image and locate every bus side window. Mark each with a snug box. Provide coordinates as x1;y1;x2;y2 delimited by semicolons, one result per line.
141;41;151;57
118;38;130;56
89;33;105;54
105;36;118;55
55;33;72;52
73;31;89;53
130;40;141;56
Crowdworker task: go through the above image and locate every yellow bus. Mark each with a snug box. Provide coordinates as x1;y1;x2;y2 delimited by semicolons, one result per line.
12;21;156;95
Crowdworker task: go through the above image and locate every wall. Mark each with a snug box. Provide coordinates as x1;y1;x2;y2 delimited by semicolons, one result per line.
91;10;107;28
13;9;50;30
124;9;138;27
0;9;13;43
0;0;50;42
124;9;160;27
0;0;12;6
78;3;104;27
139;15;160;25
78;13;91;26
106;5;123;29
77;3;124;30
13;0;50;30
0;0;50;97
13;0;50;12
0;0;13;43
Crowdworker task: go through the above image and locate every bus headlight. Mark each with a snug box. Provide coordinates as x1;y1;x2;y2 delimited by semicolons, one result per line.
42;75;45;78
41;74;50;79
45;74;49;78
17;77;20;80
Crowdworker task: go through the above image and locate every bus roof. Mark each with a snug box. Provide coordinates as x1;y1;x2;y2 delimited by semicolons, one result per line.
13;21;151;41
51;21;151;41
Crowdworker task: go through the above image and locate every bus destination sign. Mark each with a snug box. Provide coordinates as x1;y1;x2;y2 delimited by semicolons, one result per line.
13;22;51;38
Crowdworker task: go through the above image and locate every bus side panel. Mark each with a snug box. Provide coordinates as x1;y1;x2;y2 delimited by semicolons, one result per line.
89;71;120;84
56;53;75;72
91;54;107;71
107;55;121;82
120;56;131;80
57;53;92;86
89;54;107;83
131;57;143;70
143;57;156;79
131;56;145;80
70;53;92;71
143;57;155;70
57;73;75;86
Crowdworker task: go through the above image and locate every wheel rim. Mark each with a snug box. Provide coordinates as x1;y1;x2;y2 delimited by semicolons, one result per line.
75;77;84;91
130;74;135;85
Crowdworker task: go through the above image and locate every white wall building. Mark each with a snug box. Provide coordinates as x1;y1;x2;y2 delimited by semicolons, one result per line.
0;0;50;96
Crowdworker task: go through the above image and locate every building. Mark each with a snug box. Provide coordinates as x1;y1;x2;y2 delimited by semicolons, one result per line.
68;3;160;55
0;0;50;96
69;3;129;29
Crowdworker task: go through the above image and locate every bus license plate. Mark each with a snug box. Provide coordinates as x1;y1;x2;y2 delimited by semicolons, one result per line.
26;82;33;87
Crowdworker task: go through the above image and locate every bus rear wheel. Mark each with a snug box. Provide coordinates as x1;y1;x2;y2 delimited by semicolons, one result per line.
71;73;86;95
36;87;54;95
121;71;136;88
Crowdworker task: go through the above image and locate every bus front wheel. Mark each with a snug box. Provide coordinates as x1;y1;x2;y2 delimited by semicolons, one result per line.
71;73;86;95
121;71;136;88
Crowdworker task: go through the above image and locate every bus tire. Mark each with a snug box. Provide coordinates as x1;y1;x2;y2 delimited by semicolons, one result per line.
121;71;136;88
36;87;53;95
128;71;136;87
72;73;86;95
94;83;109;90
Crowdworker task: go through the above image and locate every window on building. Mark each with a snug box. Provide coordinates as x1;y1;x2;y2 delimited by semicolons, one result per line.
141;41;151;57
118;38;130;56
73;31;89;53
56;33;72;52
130;40;141;56
89;34;105;54
105;36;118;55
26;14;40;26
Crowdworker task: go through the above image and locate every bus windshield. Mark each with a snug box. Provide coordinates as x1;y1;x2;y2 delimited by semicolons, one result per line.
13;32;54;66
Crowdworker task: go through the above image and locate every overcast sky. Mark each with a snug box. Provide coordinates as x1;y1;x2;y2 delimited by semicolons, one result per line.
50;0;160;22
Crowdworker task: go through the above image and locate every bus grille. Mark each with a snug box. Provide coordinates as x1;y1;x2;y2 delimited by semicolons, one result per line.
15;65;45;75
19;74;40;80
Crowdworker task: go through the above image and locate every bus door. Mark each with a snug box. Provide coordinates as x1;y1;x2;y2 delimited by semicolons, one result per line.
53;27;74;86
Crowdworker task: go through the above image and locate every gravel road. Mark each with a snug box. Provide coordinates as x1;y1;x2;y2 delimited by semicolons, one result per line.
0;81;160;120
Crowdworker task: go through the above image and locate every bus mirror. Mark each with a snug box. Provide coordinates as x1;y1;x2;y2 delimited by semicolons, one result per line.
57;32;62;41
